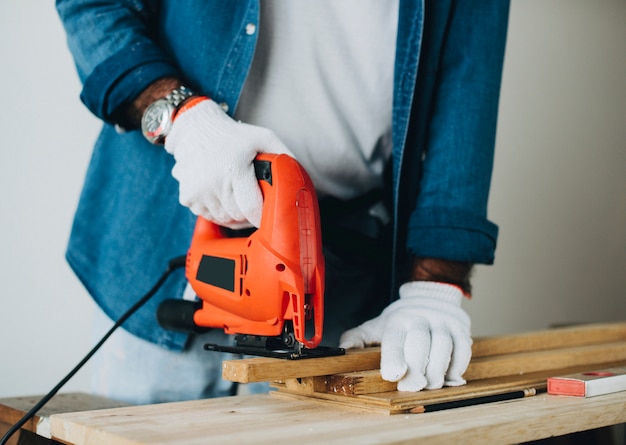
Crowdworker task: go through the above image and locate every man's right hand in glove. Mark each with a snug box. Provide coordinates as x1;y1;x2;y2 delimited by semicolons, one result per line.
124;78;293;229
165;97;293;229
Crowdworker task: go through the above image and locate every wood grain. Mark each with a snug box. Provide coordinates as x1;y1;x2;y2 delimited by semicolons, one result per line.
471;321;626;357
222;322;626;383
0;393;129;442
324;370;395;395
0;393;128;434
222;346;380;383
274;360;626;413
49;391;626;445
309;354;626;397
464;340;626;380
41;322;626;444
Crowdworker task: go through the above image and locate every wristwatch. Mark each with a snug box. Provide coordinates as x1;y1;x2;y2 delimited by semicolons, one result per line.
141;85;195;144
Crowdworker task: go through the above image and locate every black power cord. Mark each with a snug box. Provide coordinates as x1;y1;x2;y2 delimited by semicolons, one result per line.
0;255;186;445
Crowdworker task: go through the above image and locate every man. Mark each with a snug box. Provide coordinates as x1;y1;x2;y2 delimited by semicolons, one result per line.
56;0;509;403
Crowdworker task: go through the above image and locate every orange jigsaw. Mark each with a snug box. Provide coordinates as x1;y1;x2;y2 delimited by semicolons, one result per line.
158;153;344;359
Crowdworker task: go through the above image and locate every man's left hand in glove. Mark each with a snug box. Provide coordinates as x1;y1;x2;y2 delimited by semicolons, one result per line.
339;259;473;392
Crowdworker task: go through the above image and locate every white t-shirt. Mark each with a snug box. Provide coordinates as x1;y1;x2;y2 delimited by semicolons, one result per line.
235;0;399;199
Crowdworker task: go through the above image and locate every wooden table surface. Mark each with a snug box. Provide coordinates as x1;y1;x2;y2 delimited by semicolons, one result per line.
0;393;129;444
48;390;626;445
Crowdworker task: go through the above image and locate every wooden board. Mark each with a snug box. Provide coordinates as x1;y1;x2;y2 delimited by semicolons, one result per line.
0;393;128;441
222;322;626;383
223;346;381;383
226;340;626;385
220;321;626;414
49;391;626;445
45;323;626;444
273;361;626;414
471;321;626;357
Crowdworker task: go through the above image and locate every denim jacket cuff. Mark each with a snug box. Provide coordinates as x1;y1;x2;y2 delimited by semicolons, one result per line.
406;207;498;264
80;42;180;124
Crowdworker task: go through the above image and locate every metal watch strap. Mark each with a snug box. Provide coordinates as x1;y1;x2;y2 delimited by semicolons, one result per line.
166;85;195;108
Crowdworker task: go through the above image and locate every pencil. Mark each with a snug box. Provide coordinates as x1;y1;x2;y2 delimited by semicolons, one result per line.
409;388;538;414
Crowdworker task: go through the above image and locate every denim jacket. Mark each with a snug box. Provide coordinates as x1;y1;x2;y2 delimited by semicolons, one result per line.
56;0;510;350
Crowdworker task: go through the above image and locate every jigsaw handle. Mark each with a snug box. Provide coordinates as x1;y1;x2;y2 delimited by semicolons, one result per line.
254;154;325;349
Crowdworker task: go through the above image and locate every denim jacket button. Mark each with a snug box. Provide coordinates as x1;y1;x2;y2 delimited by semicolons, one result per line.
245;23;256;35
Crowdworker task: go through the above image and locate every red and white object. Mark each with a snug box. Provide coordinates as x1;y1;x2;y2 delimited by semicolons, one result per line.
547;366;626;397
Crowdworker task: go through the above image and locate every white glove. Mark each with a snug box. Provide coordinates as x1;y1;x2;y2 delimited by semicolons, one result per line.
339;281;472;391
165;98;293;229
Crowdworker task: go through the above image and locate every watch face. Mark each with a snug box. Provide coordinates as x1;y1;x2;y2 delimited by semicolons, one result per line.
142;99;175;144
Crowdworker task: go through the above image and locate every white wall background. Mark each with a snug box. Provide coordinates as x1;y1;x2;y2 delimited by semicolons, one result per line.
1;1;624;398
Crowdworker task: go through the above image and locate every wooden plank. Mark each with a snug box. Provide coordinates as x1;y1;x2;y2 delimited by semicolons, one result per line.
273;361;626;413
324;370;395;395
471;321;626;357
279;343;626;397
280;370;395;395
465;340;626;380
0;393;129;443
282;377;329;394
222;322;626;383
272;385;542;415
222;346;380;383
0;393;128;437
49;391;626;445
223;335;626;384
275;374;549;413
221;322;626;415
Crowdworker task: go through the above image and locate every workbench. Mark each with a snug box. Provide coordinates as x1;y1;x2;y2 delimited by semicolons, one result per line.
4;323;626;443
3;390;624;444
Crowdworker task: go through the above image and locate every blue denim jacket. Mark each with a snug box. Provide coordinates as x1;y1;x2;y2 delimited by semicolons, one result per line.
56;0;510;350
